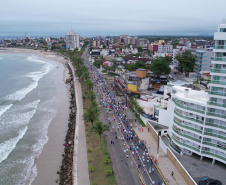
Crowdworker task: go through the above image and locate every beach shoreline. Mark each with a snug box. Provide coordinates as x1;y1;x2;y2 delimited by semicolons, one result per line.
3;48;71;185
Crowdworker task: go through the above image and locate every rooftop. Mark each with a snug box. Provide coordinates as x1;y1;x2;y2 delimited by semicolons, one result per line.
174;86;209;105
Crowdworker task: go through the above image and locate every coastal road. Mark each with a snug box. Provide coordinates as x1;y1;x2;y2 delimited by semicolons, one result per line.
84;58;165;185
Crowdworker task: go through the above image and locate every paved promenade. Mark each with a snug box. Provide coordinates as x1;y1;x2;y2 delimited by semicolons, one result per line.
134;126;187;185
69;61;90;185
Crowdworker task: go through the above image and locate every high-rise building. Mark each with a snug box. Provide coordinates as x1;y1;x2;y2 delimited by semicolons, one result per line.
170;23;226;165
206;22;226;164
65;30;80;50
194;48;213;77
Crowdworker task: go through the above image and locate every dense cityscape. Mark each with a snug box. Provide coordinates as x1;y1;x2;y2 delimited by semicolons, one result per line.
0;1;226;185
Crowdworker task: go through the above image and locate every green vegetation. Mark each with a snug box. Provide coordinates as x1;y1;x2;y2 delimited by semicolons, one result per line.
137;46;143;53
126;61;146;71
172;41;180;49
150;57;171;77
91;120;109;147
107;72;120;77
175;50;196;76
61;46;116;185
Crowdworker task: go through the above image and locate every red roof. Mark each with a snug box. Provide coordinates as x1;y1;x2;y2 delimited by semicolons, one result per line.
203;72;211;76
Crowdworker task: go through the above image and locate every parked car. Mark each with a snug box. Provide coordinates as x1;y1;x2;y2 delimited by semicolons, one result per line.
198;179;222;185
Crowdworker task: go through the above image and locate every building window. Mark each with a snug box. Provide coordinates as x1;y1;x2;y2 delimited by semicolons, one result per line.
220;28;226;32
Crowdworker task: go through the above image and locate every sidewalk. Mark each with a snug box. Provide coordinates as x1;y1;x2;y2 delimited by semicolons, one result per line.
69;62;90;185
135;127;187;185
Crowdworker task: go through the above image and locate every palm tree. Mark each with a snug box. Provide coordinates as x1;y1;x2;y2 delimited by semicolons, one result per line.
86;90;96;101
84;106;100;125
85;80;93;90
92;121;109;148
81;71;90;83
90;100;98;108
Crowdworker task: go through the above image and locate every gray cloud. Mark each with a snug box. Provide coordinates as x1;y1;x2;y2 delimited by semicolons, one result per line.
0;0;225;36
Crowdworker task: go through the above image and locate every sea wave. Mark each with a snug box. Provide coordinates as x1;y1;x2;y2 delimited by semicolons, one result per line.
0;104;13;117
0;57;3;60
0;100;40;164
5;56;53;101
0;126;28;164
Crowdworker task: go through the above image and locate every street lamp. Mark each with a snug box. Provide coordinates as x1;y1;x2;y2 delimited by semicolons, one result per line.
157;130;161;160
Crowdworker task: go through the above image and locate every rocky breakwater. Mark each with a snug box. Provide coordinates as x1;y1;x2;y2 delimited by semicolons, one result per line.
58;62;76;185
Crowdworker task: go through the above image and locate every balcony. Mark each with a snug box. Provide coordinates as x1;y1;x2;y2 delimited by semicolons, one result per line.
202;142;226;152
213;45;226;49
201;151;226;161
173;127;202;143
175;100;205;114
205;121;226;130
204;132;226;140
207;101;226;108
173;118;202;134
172;136;200;152
211;68;226;74
212;57;226;62
209;80;226;86
206;111;226;119
208;91;226;97
174;110;204;124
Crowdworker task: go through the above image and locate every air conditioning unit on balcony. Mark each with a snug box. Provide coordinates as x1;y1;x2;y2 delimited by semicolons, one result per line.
223;65;226;67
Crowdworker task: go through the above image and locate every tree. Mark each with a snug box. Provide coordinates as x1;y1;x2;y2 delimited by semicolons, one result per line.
84;106;100;125
175;50;196;76
172;41;180;49
90;100;98;108
85;80;93;90
137;46;143;53
91;120;109;148
127;61;146;71
85;90;96;101
150;57;171;77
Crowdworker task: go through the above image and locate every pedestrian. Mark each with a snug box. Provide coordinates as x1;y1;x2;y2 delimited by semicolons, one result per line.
111;140;112;144
171;171;174;177
148;144;151;150
131;160;133;166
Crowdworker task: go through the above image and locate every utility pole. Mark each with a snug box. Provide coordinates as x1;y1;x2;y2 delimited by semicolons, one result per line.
125;92;127;107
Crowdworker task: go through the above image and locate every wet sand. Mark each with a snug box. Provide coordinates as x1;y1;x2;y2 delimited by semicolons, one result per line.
4;48;71;185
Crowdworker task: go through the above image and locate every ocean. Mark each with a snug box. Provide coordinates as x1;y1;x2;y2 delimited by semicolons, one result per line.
0;53;66;184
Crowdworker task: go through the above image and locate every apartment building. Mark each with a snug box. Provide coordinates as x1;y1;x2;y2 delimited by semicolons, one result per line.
153;44;173;54
194;48;213;77
65;30;80;50
170;23;226;165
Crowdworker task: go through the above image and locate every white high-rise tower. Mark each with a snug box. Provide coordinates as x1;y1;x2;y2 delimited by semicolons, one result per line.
65;30;80;50
170;23;226;165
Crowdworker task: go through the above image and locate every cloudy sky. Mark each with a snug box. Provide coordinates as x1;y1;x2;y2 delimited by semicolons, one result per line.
0;0;226;37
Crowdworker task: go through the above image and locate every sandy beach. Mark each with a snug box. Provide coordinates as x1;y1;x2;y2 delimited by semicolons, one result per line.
3;48;71;185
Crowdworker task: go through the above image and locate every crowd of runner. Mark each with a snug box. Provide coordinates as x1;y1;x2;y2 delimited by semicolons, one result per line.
85;61;165;185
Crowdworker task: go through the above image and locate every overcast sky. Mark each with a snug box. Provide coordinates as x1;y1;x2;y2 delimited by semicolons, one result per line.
0;0;226;37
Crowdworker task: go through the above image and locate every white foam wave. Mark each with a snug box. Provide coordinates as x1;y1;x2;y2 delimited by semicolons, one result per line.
0;126;28;164
5;100;40;124
26;55;53;67
0;104;13;117
0;57;3;60
5;57;53;101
